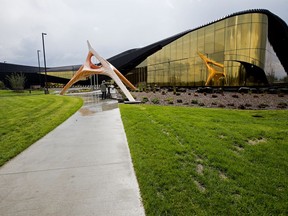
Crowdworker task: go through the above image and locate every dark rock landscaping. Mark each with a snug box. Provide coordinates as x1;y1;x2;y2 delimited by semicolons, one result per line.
131;89;288;110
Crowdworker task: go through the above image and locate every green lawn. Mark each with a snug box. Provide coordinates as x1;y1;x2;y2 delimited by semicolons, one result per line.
120;104;288;215
0;91;83;166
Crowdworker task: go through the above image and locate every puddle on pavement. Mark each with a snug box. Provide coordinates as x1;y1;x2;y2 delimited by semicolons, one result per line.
67;91;119;116
79;108;97;116
77;94;118;116
79;101;118;116
79;100;118;116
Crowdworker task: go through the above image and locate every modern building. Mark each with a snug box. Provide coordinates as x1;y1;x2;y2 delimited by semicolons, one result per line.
1;9;287;89
120;9;288;87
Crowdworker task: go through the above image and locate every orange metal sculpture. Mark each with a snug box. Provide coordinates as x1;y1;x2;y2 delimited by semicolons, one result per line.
60;41;136;102
198;52;226;86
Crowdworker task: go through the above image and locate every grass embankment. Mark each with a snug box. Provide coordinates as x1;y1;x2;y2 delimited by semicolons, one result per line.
120;104;288;215
0;91;83;166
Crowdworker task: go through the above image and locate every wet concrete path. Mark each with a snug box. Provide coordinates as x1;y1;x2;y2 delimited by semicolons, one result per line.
0;96;145;216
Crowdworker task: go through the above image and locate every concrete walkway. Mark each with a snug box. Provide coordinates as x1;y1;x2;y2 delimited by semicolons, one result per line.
0;100;145;216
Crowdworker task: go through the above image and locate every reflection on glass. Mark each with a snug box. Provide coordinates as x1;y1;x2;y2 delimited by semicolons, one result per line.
128;13;284;87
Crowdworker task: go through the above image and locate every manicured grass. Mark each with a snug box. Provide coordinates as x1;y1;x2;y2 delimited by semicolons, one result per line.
120;104;288;215
0;92;83;166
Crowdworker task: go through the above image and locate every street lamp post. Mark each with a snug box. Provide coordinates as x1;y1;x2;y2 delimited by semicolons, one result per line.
42;33;49;94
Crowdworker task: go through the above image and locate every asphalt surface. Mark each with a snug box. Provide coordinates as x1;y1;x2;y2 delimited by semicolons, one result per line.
0;99;145;216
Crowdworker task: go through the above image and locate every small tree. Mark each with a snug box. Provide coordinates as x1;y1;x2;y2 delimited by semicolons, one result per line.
0;81;5;89
6;73;26;92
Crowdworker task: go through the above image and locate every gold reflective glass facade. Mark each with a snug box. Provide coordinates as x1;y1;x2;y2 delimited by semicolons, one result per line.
127;13;285;87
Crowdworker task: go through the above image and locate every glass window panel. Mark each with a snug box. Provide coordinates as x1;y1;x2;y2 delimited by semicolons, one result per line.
260;23;268;48
160;47;166;62
250;22;267;68
174;61;182;85
154;52;159;64
236;49;250;62
182;34;190;58
183;61;190;84
147;65;153;83
179;60;188;85
163;45;170;62
225;61;241;86
237;23;251;49
211;51;224;63
170;42;177;61
259;49;266;68
238;14;252;24
187;58;194;85
162;62;170;84
215;28;225;52
252;13;267;23
157;51;162;63
226;16;236;27
190;31;197;57
194;64;202;85
176;37;183;60
225;26;236;51
250;23;261;49
197;28;205;53
215;20;225;30
205;24;214;53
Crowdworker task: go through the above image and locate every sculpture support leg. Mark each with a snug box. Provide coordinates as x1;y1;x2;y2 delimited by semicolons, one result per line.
107;69;135;101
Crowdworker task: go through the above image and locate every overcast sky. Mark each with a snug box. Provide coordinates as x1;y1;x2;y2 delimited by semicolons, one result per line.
1;0;287;67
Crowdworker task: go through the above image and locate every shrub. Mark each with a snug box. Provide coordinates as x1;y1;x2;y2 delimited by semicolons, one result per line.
277;102;287;108
218;104;226;108
258;103;269;109
151;98;160;104
191;99;198;104
238;104;246;109
142;97;149;103
138;82;146;92
164;98;174;104
0;80;5;89
6;73;26;92
212;94;218;98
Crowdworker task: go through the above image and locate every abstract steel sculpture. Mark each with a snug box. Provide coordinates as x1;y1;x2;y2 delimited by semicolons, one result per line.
60;41;136;102
198;52;226;86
